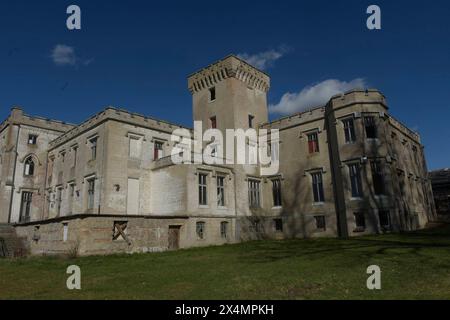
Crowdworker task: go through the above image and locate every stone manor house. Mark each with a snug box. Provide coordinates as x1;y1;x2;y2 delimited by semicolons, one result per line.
0;55;436;256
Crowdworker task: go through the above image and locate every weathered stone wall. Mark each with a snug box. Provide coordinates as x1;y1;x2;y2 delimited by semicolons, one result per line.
15;215;237;256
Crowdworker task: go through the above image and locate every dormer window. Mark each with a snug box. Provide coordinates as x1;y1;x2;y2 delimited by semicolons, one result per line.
28;134;38;145
209;87;216;101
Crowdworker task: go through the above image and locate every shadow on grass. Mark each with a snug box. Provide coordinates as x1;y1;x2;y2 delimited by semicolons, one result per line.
239;223;450;264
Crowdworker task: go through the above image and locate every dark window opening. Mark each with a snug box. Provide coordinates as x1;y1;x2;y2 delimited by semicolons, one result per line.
274;218;283;232
364;116;377;139
28;134;38;145
314;216;326;231
354;212;366;231
248;115;255;128
272;179;282;207
209;87;216;101
378;210;390;229
371;161;385;195
210;116;217;129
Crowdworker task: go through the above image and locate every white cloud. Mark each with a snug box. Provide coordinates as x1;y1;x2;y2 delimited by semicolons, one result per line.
269;78;367;115
51;44;77;66
237;47;289;70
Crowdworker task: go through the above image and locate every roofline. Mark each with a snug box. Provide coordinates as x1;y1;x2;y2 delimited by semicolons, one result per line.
187;54;270;78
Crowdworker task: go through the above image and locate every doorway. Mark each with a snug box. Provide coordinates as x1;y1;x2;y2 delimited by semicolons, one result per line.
168;225;181;250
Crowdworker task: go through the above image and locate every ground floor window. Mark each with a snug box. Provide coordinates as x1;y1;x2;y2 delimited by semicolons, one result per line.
354;212;366;231
274;218;283;232
63;223;69;242
220;221;228;239
19;191;33;222
378;210;391;229
314;215;326;231
196;221;205;239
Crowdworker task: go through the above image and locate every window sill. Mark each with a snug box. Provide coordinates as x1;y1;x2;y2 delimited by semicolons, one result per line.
198;205;209;209
350;197;363;201
217;206;228;210
312;202;325;206
272;206;283;210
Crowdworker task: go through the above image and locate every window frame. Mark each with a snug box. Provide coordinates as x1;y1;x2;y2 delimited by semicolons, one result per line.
311;172;325;203
220;221;228;239
349;163;363;198
342;118;356;143
248;179;261;208
216;176;225;207
272;178;282;207
364;116;378;139
198;173;208;206
196;221;206;239
307;131;320;153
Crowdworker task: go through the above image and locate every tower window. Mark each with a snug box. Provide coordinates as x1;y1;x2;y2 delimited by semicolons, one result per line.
248;115;255;128
24;156;35;176
89;137;98;160
210;116;217;129
209;87;216;101
28;134;38;145
307;132;320;153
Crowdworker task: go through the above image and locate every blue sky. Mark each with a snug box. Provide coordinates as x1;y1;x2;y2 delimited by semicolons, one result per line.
1;0;449;169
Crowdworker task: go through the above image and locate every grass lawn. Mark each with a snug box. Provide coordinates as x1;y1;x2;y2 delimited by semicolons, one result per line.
1;224;450;300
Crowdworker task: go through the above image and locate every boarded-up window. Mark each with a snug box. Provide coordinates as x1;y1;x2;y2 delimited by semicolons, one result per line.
63;223;68;242
127;178;140;215
87;178;95;210
129;137;142;159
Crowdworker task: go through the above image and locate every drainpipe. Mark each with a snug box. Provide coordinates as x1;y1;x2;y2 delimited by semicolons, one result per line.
7;123;21;224
325;101;349;238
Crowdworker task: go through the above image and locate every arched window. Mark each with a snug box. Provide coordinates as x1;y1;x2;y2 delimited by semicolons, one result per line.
24;157;35;176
